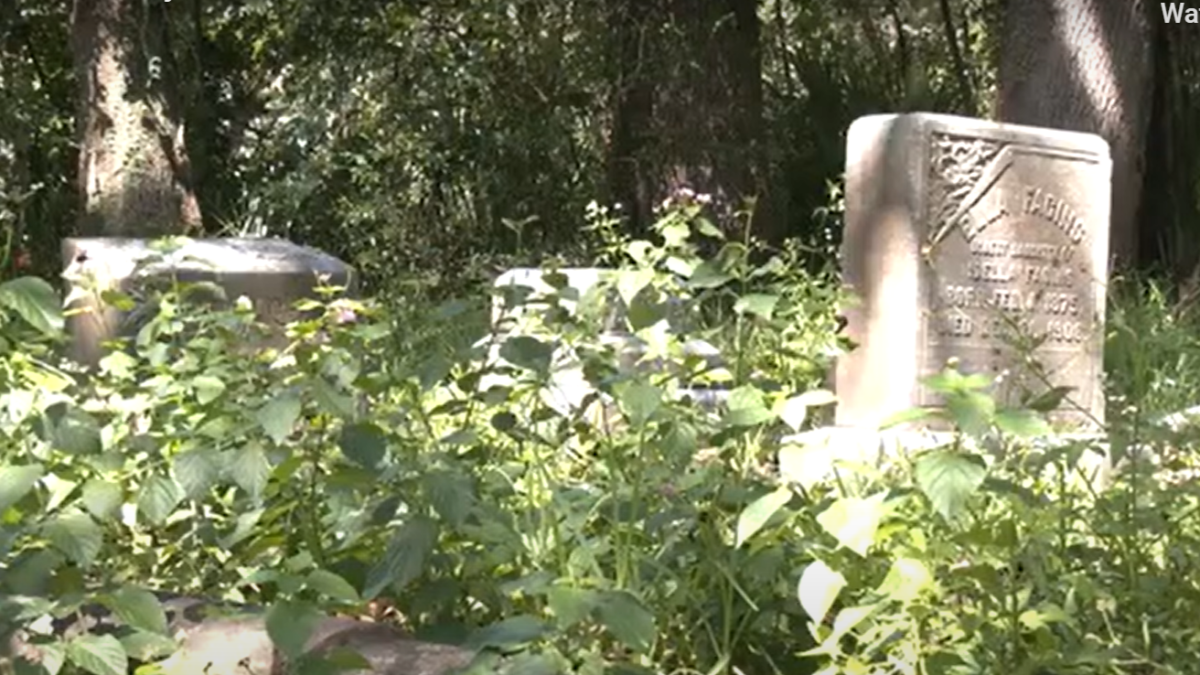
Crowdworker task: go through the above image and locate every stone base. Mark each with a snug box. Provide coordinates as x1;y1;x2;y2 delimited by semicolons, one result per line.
778;426;1111;489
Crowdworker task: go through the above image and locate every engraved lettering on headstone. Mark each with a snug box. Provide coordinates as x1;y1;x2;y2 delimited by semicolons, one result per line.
919;131;1101;413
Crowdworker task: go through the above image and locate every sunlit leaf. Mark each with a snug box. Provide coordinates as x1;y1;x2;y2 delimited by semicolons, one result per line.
257;392;302;444
815;492;888;557
798;560;846;624
66;633;126;675
735;487;791;547
136;475;184;526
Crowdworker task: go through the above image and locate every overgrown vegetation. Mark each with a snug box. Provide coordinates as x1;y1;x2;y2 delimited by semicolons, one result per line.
0;200;1197;674
6;1;1200;673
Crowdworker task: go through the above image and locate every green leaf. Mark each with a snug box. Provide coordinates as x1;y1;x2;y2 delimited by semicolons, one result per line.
880;406;935;429
875;557;934;603
220;508;264;549
230;443;271;499
173;448;220;500
105;587;168;635
81;479;123;520
595;590;656;654
914;449;988;521
547;585;599;629
615;269;656;307
735;487;791;547
338;422;388;469
22;636;67;673
722;386;775;427
733;293;779;320
465;615;550;652
45;475;79;513
363;516;439;599
0;277;64;335
945;390;996;437
615;381;662;427
426;469;473;527
924;368;992;393
626;293;667;331
830;604;877;643
688;261;732;289
192;375;226;404
797;560;846;624
304;569;360;603
66;633;126;675
815;492;888;557
994;408;1051;438
44;403;102;455
694;217;724;239
311;377;358;418
98;289;137;312
136;475;184;526
1026;385;1074;413
265;599;323;660
499;336;555;375
664;256;695;278
660;221;690;248
43;511;104;567
257;392;302;444
119;630;178;661
491;411;518;432
0;464;43;513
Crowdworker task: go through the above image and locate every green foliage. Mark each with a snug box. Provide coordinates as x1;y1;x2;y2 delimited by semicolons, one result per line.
1;0;1003;301
7;203;1200;675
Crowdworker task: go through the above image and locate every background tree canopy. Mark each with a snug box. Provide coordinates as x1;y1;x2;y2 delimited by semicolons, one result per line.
0;0;1195;293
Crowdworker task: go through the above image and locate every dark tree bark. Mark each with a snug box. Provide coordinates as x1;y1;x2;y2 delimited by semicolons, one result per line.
605;0;779;243
996;0;1154;270
71;0;201;237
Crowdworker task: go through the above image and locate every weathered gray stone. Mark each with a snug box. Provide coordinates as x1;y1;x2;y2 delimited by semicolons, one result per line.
61;238;355;366
2;594;477;675
837;113;1111;431
779;426;1109;489
159;615;475;675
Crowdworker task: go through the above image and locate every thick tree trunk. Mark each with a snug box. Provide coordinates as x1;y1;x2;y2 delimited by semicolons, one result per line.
71;0;201;237
995;0;1154;270
605;0;778;242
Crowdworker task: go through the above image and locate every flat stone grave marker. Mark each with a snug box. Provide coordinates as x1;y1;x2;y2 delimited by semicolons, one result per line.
836;113;1111;430
61;237;355;366
486;267;726;414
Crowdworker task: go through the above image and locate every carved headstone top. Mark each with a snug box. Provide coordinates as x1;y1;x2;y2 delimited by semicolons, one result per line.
61;237;356;366
836;113;1111;430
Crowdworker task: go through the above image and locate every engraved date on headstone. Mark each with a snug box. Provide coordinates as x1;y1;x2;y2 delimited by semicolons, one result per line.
919;132;1103;412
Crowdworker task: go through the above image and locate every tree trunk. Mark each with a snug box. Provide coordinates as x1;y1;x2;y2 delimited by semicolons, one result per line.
605;0;778;242
71;0;201;237
995;0;1154;270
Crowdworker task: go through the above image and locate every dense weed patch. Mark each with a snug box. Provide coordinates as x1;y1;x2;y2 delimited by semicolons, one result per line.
0;202;1199;674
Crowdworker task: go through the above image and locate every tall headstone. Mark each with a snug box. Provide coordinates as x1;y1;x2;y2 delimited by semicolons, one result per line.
836;113;1111;430
61;238;355;366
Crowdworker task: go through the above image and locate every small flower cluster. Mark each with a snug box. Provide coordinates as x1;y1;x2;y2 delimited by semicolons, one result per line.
659;187;712;212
